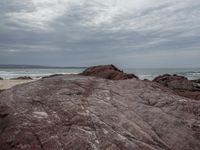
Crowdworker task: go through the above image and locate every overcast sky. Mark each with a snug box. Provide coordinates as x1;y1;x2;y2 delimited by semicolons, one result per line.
0;0;200;68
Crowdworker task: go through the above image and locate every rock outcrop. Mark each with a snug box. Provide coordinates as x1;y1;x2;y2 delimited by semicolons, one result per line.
11;76;32;80
0;77;3;80
0;74;200;150
153;74;200;100
79;65;138;80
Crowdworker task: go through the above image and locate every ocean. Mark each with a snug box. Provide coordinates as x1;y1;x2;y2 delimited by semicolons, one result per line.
0;68;200;80
124;68;200;80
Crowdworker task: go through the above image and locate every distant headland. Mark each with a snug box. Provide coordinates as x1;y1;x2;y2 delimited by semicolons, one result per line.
0;64;86;69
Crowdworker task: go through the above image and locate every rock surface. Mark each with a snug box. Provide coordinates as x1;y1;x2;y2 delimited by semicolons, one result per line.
0;77;3;80
0;74;200;150
153;74;200;100
80;65;138;80
11;76;32;80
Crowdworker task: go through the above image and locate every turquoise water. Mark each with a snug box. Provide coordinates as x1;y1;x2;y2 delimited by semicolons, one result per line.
0;68;200;80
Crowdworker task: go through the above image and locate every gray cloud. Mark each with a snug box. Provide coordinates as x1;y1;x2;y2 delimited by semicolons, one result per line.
0;0;200;67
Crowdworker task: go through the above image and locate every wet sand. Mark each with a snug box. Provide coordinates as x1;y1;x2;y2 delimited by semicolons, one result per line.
0;79;35;90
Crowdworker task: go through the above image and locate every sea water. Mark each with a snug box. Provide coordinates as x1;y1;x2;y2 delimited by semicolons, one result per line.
0;68;200;80
124;68;200;80
0;68;85;79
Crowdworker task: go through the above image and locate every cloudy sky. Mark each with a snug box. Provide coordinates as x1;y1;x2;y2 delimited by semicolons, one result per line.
0;0;200;68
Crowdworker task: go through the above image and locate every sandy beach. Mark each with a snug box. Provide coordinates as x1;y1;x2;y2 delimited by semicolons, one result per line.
0;79;35;90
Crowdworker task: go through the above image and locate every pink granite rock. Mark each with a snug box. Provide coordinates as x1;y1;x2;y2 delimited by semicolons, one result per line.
80;65;138;80
0;74;200;150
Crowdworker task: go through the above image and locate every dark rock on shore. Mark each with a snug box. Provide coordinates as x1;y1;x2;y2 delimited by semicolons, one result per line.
153;74;200;100
0;77;3;80
0;74;200;150
0;89;5;93
192;79;200;84
80;64;138;80
153;74;197;91
42;74;63;79
11;76;32;80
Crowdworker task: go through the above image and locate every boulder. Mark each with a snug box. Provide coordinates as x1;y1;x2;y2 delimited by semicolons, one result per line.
153;74;200;100
11;76;32;80
0;77;3;80
0;74;200;150
79;64;138;80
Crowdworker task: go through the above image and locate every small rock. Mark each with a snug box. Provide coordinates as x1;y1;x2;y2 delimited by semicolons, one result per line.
42;74;63;79
11;76;32;80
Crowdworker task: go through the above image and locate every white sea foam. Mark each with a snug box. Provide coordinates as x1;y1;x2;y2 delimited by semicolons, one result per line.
0;68;200;80
0;69;83;79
